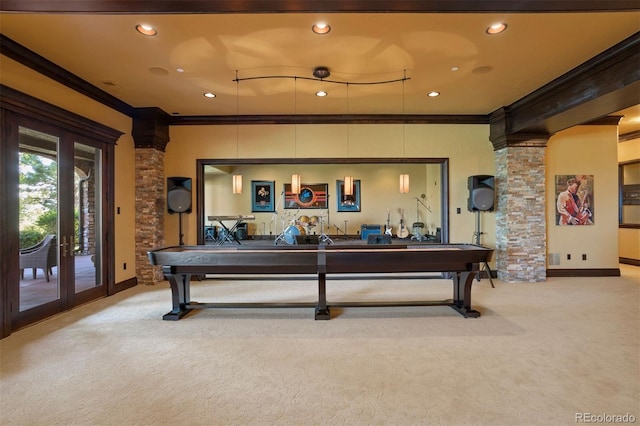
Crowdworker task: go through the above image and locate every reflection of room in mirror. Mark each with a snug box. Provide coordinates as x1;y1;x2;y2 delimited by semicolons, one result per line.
202;160;447;242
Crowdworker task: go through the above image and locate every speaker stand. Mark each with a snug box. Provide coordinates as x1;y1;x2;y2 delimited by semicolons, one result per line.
178;212;185;246
473;210;494;288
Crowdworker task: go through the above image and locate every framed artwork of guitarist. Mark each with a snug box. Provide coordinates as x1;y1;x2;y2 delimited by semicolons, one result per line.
555;174;594;225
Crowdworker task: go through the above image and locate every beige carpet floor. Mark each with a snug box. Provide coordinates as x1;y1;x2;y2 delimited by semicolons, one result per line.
1;265;638;426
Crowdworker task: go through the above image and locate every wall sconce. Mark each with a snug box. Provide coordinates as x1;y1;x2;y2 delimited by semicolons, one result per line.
400;174;410;194
232;174;243;194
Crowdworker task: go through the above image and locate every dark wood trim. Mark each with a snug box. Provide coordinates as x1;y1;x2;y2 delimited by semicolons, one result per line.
546;268;621;277
172;114;488;126
587;116;623;126
0;109;17;338
619;224;640;229
0;84;124;143
499;32;640;136
619;257;640;266
197;157;448;165
2;0;637;13
0;35;135;118
620;129;640;142
133;107;172;150
114;277;138;293
619;159;640;227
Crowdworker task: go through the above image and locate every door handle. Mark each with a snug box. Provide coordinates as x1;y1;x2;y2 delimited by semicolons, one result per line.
61;236;68;257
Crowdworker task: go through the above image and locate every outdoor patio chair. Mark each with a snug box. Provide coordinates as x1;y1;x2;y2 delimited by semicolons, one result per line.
19;235;57;282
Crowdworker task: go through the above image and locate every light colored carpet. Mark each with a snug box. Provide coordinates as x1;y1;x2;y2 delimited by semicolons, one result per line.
1;266;638;426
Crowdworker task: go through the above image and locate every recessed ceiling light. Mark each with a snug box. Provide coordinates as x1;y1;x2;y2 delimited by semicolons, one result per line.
486;22;507;35
316;91;328;97
312;23;331;35
427;91;440;98
451;66;460;72
203;92;216;98
135;24;157;36
176;68;185;73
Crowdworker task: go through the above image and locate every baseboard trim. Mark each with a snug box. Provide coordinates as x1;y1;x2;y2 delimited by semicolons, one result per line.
619;257;640;266
546;268;621;277
114;277;137;293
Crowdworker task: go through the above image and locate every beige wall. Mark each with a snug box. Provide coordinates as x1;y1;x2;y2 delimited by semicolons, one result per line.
166;124;497;249
546;125;620;269
618;136;640;262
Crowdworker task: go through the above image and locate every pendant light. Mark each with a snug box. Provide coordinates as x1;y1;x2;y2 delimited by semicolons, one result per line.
344;83;354;196
399;71;410;194
399;174;410;194
232;71;242;194
291;77;301;194
232;174;243;194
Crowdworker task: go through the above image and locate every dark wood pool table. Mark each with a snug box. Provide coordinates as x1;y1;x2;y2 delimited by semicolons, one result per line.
147;243;493;320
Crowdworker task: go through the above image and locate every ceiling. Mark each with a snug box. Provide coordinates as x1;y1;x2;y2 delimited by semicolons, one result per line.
1;2;639;134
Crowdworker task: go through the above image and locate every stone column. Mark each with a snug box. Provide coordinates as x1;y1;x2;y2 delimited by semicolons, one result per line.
489;107;551;282
132;108;171;285
494;146;547;282
135;148;165;284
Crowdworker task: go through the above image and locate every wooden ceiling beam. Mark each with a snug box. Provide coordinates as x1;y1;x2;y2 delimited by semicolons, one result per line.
1;0;638;14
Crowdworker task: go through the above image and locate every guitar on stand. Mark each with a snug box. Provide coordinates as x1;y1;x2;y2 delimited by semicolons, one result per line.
384;209;393;236
397;208;410;239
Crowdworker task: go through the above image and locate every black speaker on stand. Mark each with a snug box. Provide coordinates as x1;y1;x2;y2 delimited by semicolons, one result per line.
468;175;495;287
167;177;192;245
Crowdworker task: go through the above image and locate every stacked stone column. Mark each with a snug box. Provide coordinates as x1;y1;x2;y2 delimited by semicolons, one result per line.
494;146;547;282
135;148;165;285
132;108;171;285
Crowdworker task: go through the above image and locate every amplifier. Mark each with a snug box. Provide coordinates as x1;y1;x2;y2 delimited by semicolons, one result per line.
360;224;382;240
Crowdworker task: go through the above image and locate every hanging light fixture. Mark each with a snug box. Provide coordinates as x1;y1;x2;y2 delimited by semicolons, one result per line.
232;174;243;194
291;173;301;194
399;174;410;194
291;77;301;194
344;83;354;196
232;71;243;194
399;71;410;194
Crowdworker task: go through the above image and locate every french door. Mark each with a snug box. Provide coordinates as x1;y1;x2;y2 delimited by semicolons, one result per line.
10;118;107;329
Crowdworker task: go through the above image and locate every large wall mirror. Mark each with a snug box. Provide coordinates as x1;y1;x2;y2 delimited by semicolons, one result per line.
196;158;449;243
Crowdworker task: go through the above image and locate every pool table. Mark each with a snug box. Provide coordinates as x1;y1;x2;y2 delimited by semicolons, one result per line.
147;243;493;320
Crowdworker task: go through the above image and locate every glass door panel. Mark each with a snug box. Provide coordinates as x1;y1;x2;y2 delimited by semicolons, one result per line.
73;142;102;294
18;126;60;311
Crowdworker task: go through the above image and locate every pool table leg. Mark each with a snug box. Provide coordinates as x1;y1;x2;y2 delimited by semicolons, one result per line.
162;273;192;320
451;271;481;318
315;272;331;320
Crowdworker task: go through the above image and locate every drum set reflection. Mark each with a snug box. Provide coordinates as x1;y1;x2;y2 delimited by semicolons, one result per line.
274;211;333;245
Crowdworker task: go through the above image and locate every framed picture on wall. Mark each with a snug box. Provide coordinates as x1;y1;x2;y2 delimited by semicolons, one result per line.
251;180;275;212
284;183;329;209
336;179;361;212
555;174;594;225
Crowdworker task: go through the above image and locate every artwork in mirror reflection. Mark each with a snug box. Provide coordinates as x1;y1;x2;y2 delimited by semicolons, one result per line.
251;180;275;212
200;160;447;243
284;183;329;209
336;179;361;212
